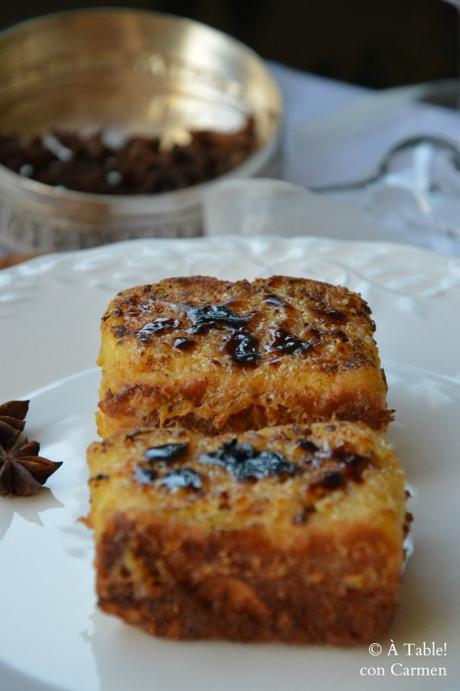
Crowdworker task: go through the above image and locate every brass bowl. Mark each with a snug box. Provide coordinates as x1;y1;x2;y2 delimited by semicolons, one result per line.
0;8;282;251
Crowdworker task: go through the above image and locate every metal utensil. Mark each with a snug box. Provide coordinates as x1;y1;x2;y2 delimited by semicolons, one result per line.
0;8;282;252
311;135;460;193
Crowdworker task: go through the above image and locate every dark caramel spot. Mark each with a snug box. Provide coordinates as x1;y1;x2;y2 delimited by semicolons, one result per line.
144;443;188;463
90;473;110;482
114;325;127;338
174;337;195;351
188;304;253;333
268;327;315;355
332;446;370;482
298;439;319;454
312;306;347;323
137;317;180;341
331;329;349;342
224;328;259;366
159;468;202;491
311;470;345;491
307;444;371;497
134;465;157;484
200;439;299;481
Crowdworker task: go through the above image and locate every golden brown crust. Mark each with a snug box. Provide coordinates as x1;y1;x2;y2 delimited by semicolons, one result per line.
88;422;406;644
97;517;401;644
97;275;391;435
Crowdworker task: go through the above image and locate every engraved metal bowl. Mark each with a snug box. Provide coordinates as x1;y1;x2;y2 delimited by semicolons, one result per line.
0;8;282;252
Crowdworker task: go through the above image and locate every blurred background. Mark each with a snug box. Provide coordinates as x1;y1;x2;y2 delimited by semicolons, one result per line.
0;0;457;88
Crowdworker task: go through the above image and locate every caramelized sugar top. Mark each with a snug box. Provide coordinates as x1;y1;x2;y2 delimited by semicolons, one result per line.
103;275;378;373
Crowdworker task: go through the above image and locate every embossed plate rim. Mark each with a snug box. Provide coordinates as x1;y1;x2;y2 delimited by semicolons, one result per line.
0;235;460;691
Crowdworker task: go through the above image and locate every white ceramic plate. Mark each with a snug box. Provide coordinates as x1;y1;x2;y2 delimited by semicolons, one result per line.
1;236;460;691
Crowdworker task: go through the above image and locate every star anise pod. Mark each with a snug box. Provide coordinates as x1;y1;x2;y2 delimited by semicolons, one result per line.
0;400;29;449
0;400;62;496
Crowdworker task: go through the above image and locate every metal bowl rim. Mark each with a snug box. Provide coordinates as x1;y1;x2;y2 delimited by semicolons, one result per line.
0;6;283;211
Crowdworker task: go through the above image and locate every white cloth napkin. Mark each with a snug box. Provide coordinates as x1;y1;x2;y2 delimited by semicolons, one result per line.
205;71;460;256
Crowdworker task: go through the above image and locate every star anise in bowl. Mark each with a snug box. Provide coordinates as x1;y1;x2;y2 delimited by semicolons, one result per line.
0;400;62;497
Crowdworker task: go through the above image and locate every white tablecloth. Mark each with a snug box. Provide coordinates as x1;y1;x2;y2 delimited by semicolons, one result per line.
271;62;460;188
270;62;364;184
